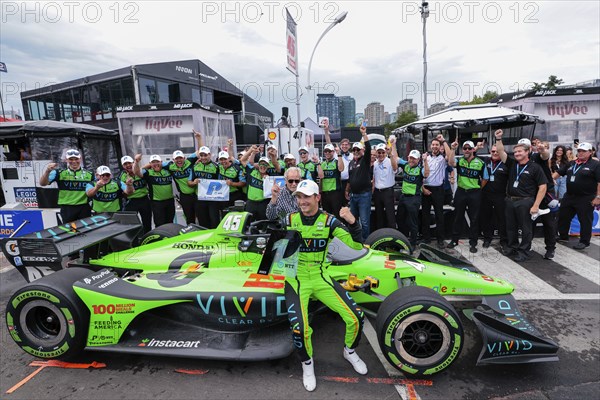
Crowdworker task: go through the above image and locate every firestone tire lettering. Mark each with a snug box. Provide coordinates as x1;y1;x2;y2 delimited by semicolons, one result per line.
376;286;464;376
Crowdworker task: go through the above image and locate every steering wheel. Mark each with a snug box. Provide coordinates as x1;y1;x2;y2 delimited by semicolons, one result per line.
248;219;283;234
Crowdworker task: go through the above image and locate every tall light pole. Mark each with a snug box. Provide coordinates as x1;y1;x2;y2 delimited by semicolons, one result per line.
421;1;429;117
306;11;348;120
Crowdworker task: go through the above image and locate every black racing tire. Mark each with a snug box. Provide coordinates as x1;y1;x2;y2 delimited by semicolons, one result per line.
376;286;463;376
5;268;91;360
139;223;186;245
365;228;413;255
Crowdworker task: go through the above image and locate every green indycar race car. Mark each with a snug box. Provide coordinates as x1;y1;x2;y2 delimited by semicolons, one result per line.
2;211;559;376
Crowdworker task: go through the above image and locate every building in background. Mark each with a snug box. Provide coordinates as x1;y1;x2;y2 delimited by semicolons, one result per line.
316;93;340;129
428;102;447;115
19;59;273;133
389;112;397;124
355;112;365;125
493;85;599;149
365;102;385;126
396;99;418;116
384;112;391;124
339;96;356;127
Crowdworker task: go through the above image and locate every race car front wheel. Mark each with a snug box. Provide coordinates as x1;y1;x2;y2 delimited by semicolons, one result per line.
376;286;463;376
6;268;90;360
139;223;187;245
366;228;413;255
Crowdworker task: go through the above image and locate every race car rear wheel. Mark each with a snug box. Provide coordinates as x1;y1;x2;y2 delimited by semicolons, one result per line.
366;228;413;255
6;268;91;360
139;223;186;245
376;286;463;376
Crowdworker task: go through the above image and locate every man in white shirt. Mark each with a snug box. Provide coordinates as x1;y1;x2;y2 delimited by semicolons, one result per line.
421;135;455;247
339;138;353;205
373;138;398;230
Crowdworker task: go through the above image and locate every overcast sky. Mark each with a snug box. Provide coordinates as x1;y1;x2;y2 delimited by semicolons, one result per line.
1;1;599;123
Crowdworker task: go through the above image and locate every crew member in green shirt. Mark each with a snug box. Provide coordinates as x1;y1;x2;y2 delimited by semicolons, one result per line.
218;138;246;208
118;155;152;233
188;146;220;228
396;150;430;247
134;154;175;227
321;143;343;218
446;140;489;253
39;148;94;223
86;165;134;213
240;145;271;220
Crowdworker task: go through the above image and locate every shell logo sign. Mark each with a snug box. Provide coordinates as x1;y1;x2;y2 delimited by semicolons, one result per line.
267;131;277;141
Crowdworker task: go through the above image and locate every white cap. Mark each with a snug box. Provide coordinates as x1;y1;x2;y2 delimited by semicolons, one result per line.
375;143;387;151
150;154;162;162
517;138;531;147
578;142;593;151
324;144;335;152
172;150;185;159
121;155;134;165
65;149;81;159
352;142;364;150
198;146;211;154
298;146;309;153
462;141;475;149
408;150;421;159
284;153;296;160
267;144;277;151
218;151;229;159
293;180;320;197
258;156;270;164
96;165;111;175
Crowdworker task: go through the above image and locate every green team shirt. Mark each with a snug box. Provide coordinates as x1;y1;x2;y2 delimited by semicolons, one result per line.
143;168;174;201
399;160;425;195
219;163;243;193
86;179;125;212
298;160;318;181
245;165;267;201
118;170;148;199
320;159;341;192
190;161;219;196
456;156;489;190
286;211;363;267
48;168;94;205
266;160;284;176
166;154;198;195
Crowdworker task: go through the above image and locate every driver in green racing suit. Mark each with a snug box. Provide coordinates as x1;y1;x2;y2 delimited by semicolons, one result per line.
284;179;367;392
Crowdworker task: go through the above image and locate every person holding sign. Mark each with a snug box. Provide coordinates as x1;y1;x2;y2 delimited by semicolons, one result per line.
266;167;302;222
188;146;220;228
284;180;367;392
240;146;271;221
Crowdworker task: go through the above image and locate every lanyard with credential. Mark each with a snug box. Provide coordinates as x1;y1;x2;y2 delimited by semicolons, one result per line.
515;164;528;182
571;163;584;182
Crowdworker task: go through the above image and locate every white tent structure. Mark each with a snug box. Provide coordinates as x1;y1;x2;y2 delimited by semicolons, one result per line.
394;103;543;134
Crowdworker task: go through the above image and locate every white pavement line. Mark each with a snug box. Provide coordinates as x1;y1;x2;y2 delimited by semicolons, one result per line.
450;243;564;300
590;236;600;246
532;238;600;286
363;318;418;400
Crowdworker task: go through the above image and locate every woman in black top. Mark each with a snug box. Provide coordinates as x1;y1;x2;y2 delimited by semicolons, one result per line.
550;145;569;199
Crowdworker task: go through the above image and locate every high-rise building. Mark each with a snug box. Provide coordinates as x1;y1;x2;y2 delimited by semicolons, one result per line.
355;112;364;125
316;93;340;129
364;102;385;126
428;102;446;115
338;96;356;127
384;111;391;124
389;112;397;123
396;99;418;116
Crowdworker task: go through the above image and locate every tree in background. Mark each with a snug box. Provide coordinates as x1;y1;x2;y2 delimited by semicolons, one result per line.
460;90;498;105
532;75;564;90
384;111;419;136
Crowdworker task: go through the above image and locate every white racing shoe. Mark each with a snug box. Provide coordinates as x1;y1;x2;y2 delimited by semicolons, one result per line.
302;360;316;391
343;348;368;375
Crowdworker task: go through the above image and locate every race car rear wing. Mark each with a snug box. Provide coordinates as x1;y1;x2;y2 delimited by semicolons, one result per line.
1;212;142;283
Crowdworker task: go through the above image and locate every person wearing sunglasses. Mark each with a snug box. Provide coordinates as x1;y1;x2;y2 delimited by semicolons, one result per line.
346;124;372;240
446;140;489;253
266;167;302;222
39;148;94;223
297;146;321;182
86;165;134;213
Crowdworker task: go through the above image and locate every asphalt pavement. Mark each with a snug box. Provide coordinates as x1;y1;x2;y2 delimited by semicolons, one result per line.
0;237;598;400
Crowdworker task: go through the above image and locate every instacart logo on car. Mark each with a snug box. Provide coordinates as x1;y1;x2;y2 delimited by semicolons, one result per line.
138;338;201;348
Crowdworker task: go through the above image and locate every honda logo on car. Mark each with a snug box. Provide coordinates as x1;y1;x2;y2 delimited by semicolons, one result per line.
138;338;200;348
